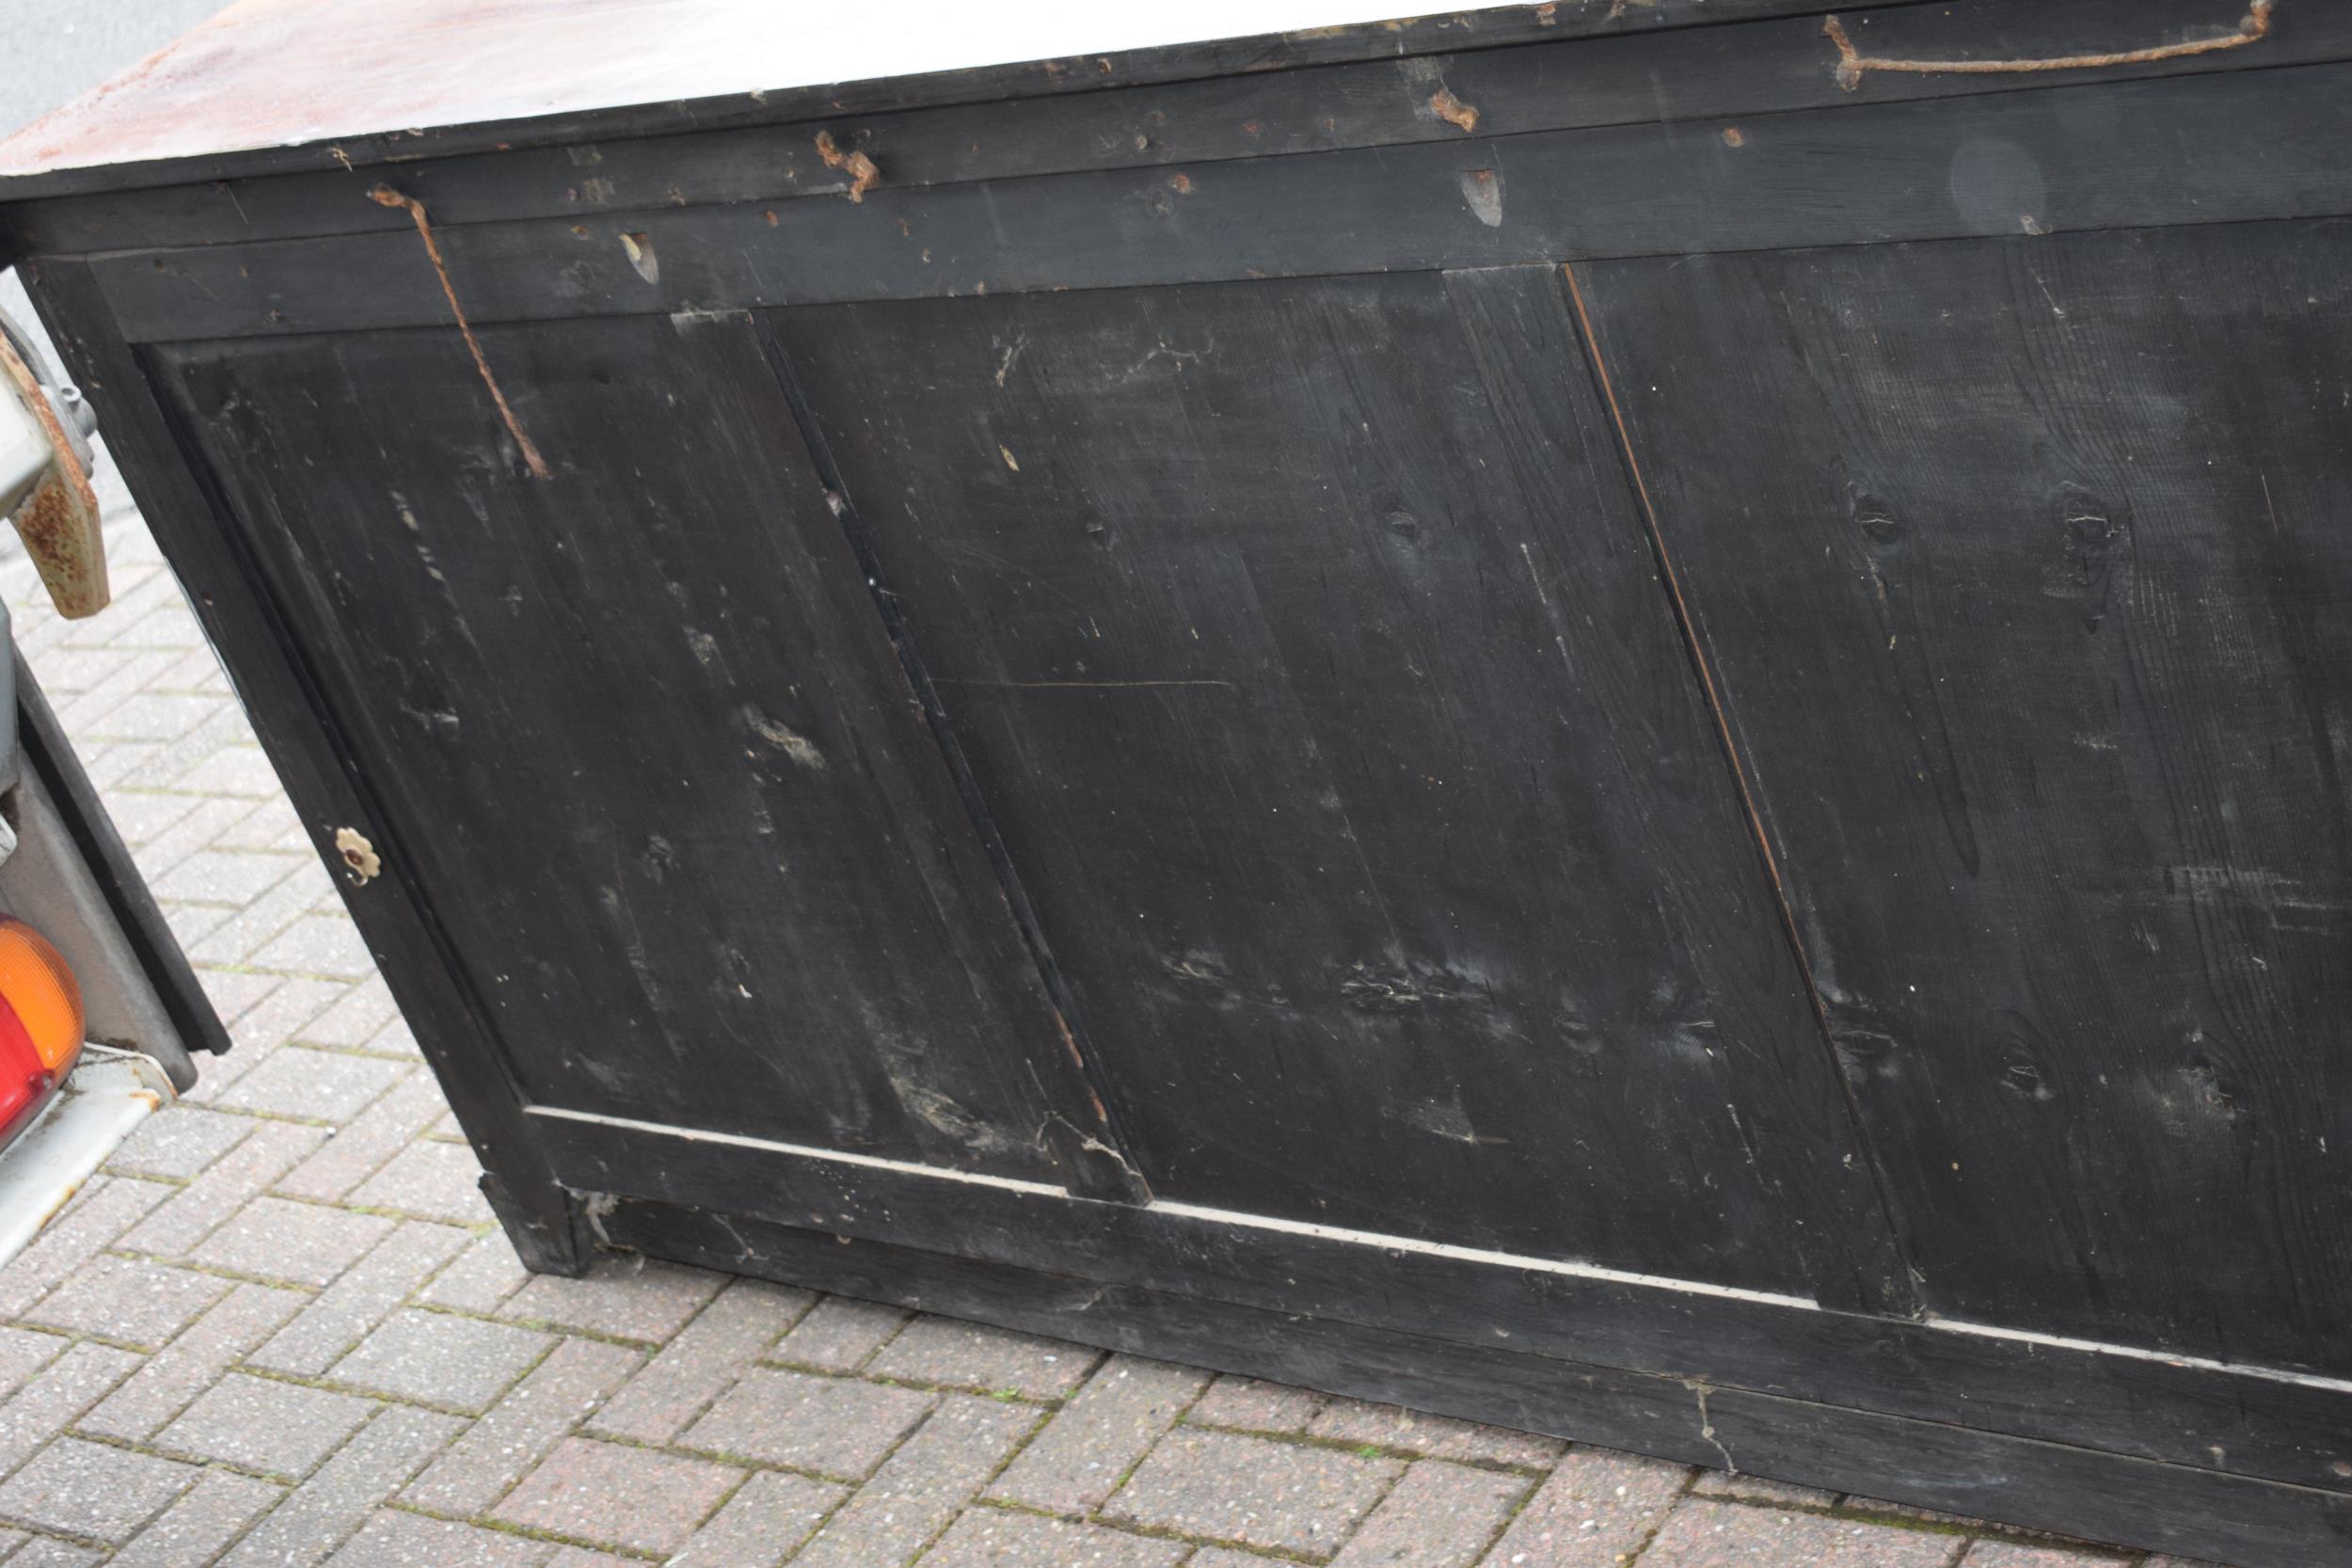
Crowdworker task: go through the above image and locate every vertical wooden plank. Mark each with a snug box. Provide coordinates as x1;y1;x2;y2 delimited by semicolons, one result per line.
20;257;591;1271
1576;220;2352;1370
119;305;1142;1202
774;268;1910;1308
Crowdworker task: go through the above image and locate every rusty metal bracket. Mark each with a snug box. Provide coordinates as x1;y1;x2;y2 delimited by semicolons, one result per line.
0;323;106;620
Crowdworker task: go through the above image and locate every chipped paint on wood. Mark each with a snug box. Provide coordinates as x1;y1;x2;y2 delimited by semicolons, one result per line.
814;129;881;201
333;826;382;883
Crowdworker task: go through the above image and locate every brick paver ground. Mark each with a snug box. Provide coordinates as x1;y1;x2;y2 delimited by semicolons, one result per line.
0;501;2234;1566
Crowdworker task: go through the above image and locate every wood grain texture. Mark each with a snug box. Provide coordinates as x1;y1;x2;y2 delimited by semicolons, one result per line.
14;0;2346;257
771;268;1905;1306
18;256;589;1265
1578;218;2352;1373
150;311;1142;1196
533;1101;2352;1499
599;1195;2352;1568
76;61;2352;345
0;0;1948;197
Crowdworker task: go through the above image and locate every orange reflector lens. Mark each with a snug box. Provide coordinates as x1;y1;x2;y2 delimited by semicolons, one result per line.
0;917;82;1072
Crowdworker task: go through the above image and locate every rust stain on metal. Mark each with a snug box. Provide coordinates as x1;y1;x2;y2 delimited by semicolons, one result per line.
1824;0;2275;90
1722;126;1748;148
334;826;383;884
368;184;551;479
813;130;880;201
1428;87;1480;133
1170;172;1194;195
0;330;106;619
367;185;550;479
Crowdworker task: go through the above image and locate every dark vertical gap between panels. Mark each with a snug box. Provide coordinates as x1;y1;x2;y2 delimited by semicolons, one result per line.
1555;260;1922;1320
743;308;1152;1208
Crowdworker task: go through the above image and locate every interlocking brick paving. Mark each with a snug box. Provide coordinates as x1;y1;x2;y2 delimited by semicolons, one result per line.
0;506;2249;1566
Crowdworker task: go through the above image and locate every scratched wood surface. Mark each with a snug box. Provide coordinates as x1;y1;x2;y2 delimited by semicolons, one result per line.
0;0;1950;190
772;268;1907;1307
150;312;1139;1196
12;2;2352;1559
1578;221;2352;1372
11;0;2341;256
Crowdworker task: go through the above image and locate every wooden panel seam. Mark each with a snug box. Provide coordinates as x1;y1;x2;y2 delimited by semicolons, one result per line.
1558;258;1923;1317
741;308;1154;1207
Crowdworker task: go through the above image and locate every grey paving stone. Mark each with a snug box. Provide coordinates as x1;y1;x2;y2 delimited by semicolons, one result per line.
170;745;286;799
1959;1546;2131;1567
249;1221;473;1377
192;969;282;1027
184;876;324;972
8;1538;106;1567
329;1308;552;1414
0;1437;199;1544
325;1510;556;1568
0;1326;65;1399
22;1256;230;1347
362;1015;422;1059
249;914;376;980
86;692;221;744
155;1370;378;1478
494;1437;742;1555
682;1365;936;1478
79;1282;307;1442
117;1120;326;1258
1332;1460;1529;1567
588;1277;809;1442
417;1230;530;1313
188;1194;395;1287
98;788;203;847
1106;1429;1402;1557
989;1354;1210;1513
346;1140;492;1225
664;1469;843;1568
546;1551;641;1568
866;1315;1095;1399
401;1336;643;1515
297;975;402;1049
217;1046;408;1123
136;800;267;889
0;1178;171;1316
223;976;350;1056
221;1404;467;1568
0;1343;143;1469
769;1293;908;1371
791;1394;1041;1568
1187;1375;1327;1433
109;1468;285;1568
105;1104;254;1180
499;1253;724;1342
1311;1400;1565;1467
1480;1448;1691;1567
160;900;233;948
1636;1499;1963;1567
275;1072;444;1203
206;795;307;855
152;849;299;907
1691;1468;1840;1509
921;1509;1189;1568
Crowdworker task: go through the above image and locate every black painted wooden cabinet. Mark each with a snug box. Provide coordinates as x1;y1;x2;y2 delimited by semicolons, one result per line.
6;2;2351;1560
